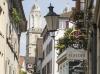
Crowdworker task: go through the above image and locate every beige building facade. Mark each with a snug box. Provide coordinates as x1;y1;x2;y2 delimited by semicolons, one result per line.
0;0;26;74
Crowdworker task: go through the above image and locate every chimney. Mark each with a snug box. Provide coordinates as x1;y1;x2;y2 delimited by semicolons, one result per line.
76;0;80;11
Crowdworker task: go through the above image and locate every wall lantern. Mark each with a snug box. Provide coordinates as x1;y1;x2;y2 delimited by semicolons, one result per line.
44;3;59;32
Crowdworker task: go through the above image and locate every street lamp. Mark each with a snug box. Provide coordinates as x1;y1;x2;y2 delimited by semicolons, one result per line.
44;3;59;74
44;3;59;32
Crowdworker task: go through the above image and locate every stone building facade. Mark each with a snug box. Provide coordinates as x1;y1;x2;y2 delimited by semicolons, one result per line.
94;0;100;74
26;2;42;74
85;0;100;74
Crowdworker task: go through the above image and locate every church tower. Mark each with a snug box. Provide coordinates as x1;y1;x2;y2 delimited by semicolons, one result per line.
28;1;41;29
26;1;42;72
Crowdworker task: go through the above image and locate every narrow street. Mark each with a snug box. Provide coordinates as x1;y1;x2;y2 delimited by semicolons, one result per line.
0;0;100;74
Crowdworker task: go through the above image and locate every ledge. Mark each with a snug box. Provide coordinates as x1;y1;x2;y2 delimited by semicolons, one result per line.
57;47;87;64
0;31;4;38
6;38;18;62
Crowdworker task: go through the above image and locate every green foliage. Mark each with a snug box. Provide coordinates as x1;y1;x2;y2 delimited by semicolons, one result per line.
19;70;26;74
75;11;84;20
56;28;73;51
12;8;21;23
71;10;84;21
56;38;65;50
56;28;87;54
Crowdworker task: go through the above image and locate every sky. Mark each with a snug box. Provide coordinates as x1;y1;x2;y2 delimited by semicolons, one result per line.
20;0;75;56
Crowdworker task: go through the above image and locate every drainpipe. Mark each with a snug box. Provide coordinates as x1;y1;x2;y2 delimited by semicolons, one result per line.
91;23;97;74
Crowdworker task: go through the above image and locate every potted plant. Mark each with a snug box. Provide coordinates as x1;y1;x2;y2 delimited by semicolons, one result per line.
12;8;21;24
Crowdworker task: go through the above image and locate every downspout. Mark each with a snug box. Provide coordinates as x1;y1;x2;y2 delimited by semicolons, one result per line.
91;23;97;74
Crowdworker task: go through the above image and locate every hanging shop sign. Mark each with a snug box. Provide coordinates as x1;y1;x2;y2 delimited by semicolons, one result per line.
69;29;87;49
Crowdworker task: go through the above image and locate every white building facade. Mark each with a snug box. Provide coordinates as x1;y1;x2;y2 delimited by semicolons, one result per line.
56;20;88;74
41;11;73;74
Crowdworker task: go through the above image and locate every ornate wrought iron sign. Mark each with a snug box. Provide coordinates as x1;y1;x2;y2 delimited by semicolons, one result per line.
69;29;87;49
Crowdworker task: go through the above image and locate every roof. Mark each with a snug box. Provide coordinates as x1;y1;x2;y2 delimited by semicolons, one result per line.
14;0;27;32
41;25;48;37
31;2;40;12
19;56;25;66
60;11;72;18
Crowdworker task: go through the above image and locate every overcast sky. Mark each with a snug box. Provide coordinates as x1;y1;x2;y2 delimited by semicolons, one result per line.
20;0;75;56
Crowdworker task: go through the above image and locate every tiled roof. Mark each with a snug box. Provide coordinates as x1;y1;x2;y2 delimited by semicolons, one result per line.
19;56;25;66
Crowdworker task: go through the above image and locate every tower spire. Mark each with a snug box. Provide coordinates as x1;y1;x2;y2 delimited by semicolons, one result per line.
29;1;41;29
35;0;38;3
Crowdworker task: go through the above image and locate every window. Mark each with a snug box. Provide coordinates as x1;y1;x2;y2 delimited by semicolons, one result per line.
43;32;49;43
59;21;63;29
46;40;52;56
43;51;45;60
42;66;46;74
50;60;52;73
8;25;11;38
13;70;14;74
93;0;96;7
5;60;7;74
65;21;69;29
0;6;2;15
47;62;50;74
59;65;62;74
9;66;11;74
47;60;52;74
59;20;69;29
7;24;13;47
